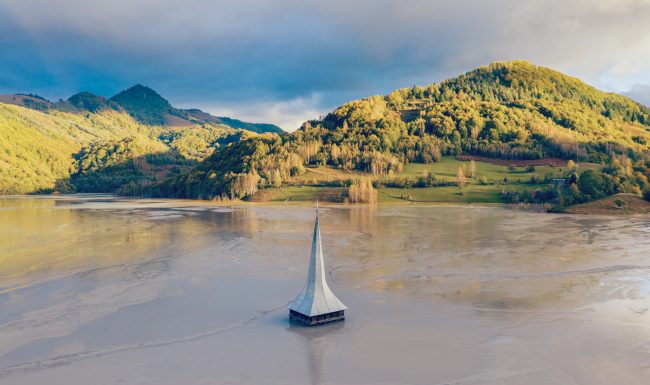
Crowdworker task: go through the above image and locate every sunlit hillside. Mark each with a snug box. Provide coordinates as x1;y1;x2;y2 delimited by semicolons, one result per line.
0;85;282;194
0;102;252;194
163;61;650;206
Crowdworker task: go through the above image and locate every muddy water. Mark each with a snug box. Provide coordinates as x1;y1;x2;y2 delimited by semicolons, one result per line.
0;195;649;384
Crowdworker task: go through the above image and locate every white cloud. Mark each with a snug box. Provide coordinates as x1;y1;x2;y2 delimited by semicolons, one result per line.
624;84;650;106
182;94;326;132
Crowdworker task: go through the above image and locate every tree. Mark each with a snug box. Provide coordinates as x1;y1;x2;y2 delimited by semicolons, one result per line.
469;160;477;178
456;166;467;194
272;169;282;188
577;170;607;199
348;178;377;203
567;160;576;171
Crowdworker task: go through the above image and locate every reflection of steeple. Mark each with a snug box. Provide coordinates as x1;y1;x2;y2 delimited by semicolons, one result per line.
289;205;347;326
287;322;344;385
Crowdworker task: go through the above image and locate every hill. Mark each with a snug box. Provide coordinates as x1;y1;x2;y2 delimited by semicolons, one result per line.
0;85;284;131
0;94;53;111
3;61;650;207
183;109;284;134
158;61;650;206
564;194;650;215
0;84;280;194
108;85;284;132
68;91;122;113
312;60;649;166
0;103;151;193
110;85;190;126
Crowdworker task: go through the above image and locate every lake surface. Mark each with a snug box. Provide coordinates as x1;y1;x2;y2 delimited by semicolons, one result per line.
0;195;649;384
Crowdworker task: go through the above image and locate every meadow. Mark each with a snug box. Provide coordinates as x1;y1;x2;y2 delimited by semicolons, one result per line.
250;157;599;203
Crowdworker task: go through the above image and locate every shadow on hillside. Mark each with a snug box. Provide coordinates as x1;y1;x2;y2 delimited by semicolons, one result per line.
48;149;195;196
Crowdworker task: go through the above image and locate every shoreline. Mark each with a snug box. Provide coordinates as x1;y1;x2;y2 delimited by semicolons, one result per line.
4;193;650;216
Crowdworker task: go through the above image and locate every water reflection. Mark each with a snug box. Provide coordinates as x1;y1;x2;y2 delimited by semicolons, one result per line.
1;196;649;384
0;196;250;290
287;322;345;385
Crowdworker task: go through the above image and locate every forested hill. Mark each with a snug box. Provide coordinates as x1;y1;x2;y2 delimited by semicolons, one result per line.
3;61;650;200
314;60;649;163
0;85;281;194
161;61;650;200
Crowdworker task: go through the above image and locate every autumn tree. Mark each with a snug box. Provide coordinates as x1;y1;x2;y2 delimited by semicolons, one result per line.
456;166;467;194
348;178;377;203
567;159;576;172
272;169;282;188
469;160;477;178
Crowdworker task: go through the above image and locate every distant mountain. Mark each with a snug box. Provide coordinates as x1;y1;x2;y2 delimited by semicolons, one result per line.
0;84;281;194
0;94;53;111
108;85;284;132
184;109;284;134
109;84;189;126
0;85;284;132
68;91;122;113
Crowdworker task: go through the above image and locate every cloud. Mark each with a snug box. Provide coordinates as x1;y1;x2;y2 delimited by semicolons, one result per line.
1;0;649;130
624;84;650;107
185;94;326;132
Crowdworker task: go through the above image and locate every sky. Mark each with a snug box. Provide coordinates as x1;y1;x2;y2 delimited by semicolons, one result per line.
0;0;649;131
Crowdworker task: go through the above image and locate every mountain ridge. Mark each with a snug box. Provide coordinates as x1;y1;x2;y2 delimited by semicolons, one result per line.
0;85;277;194
0;85;284;133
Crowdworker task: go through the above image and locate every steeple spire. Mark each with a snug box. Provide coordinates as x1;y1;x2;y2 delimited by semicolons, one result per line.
289;204;347;325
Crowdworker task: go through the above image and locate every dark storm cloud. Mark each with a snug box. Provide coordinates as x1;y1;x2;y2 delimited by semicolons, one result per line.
1;0;649;129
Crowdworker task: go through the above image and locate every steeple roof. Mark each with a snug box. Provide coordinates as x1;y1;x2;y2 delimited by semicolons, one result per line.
289;206;347;317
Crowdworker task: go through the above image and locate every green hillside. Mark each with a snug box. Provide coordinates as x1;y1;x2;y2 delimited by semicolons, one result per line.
3;61;650;208
313;60;649;167
159;61;650;207
0;104;151;193
0;85;279;194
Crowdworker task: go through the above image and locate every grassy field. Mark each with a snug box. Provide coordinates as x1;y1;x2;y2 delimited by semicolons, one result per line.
379;184;545;203
400;157;598;181
250;157;600;204
249;186;347;202
291;166;366;184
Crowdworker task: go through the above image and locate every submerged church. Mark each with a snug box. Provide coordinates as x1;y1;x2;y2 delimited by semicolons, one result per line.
289;205;347;326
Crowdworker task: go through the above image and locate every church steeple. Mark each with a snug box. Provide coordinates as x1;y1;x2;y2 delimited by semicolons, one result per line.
289;204;347;325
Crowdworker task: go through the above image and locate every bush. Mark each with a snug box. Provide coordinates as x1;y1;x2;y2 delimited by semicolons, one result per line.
644;190;650;202
577;169;617;200
529;174;541;184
